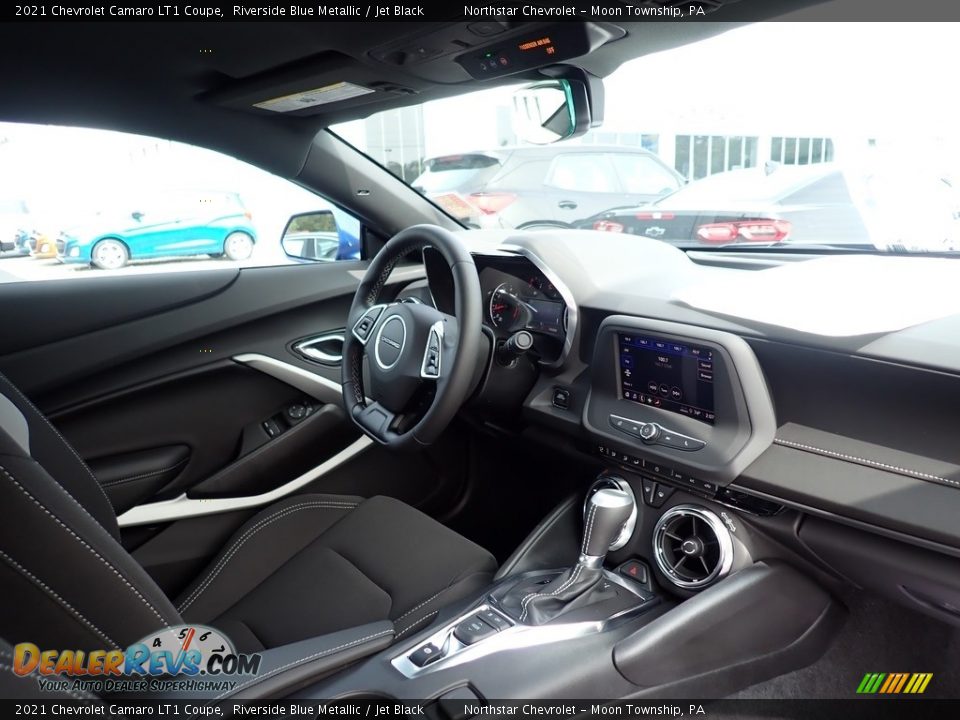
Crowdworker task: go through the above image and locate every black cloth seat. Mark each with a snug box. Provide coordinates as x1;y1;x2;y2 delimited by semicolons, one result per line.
0;373;496;654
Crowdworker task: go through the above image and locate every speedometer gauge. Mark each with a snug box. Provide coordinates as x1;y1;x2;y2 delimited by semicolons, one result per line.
489;283;525;331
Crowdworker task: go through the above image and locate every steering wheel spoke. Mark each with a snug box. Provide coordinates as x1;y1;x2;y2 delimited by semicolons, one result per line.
352;401;397;445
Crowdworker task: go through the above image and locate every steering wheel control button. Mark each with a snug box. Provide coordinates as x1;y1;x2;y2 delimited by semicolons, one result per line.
453;615;498;645
352;304;386;344
421;321;444;379
409;642;444;667
476;608;511;632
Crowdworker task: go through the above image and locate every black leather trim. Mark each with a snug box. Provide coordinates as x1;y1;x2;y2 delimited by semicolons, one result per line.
89;445;190;514
495;494;581;580
613;561;845;696
775;422;960;491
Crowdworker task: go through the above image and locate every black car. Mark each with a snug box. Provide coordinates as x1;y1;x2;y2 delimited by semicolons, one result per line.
578;162;960;251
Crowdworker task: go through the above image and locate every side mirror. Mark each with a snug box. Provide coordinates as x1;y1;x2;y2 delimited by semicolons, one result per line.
510;72;602;145
281;210;344;263
131;211;144;222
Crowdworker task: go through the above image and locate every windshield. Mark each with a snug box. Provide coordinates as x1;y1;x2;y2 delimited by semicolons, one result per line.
332;23;960;253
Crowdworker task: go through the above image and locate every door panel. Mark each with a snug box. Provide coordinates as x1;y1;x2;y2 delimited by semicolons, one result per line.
0;270;237;355
0;260;469;589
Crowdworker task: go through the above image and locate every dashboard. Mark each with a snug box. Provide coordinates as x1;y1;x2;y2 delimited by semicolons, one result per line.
455;228;960;627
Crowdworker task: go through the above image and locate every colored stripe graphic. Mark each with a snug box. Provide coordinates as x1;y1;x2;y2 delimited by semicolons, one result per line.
857;672;932;694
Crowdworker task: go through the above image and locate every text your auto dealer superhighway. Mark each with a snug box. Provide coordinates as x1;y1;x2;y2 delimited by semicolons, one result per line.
48;5;224;16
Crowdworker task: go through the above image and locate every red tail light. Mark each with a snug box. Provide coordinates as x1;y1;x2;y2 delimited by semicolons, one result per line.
468;192;517;215
244;211;253;221
635;211;675;220
695;219;791;244
593;220;625;233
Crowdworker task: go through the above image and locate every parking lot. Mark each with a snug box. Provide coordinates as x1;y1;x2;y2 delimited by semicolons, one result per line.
0;247;292;284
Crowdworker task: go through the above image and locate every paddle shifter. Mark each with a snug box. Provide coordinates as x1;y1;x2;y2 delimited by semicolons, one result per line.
499;488;635;625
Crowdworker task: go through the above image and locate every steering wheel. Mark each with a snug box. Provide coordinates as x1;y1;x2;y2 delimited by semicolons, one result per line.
341;225;482;450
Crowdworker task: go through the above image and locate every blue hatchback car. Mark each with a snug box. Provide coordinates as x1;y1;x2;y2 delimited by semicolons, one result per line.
58;191;257;269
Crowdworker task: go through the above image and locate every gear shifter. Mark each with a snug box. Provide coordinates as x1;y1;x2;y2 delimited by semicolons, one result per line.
498;488;636;625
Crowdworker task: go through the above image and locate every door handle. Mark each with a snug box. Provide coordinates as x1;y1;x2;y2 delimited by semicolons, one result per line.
558;200;578;210
293;333;344;365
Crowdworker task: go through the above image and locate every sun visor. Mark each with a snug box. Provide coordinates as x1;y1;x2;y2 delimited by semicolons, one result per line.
201;51;420;118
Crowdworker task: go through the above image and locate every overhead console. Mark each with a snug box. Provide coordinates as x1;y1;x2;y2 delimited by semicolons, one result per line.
455;23;625;80
584;316;776;487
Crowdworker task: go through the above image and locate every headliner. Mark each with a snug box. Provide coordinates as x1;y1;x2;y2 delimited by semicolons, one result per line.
0;3;822;177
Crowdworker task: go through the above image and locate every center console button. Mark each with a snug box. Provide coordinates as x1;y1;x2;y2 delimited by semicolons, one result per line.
409;642;443;667
640;477;657;506
609;414;645;438
657;428;705;451
618;559;649;584
453;615;498;645
649;483;675;508
639;423;660;443
476;608;511;632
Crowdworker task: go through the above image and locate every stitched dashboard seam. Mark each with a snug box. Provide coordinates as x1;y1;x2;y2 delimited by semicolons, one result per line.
773;437;960;487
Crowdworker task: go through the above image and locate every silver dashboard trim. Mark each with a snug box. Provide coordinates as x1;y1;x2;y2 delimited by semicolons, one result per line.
500;244;579;369
653;504;733;589
391;569;654;679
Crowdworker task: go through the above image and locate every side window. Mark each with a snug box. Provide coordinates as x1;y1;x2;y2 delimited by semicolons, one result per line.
0;122;361;283
544;154;618;193
610;154;683;196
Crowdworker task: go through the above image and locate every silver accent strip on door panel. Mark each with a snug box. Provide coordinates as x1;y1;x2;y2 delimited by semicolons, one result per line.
116;353;373;526
233;353;345;405
116;436;372;527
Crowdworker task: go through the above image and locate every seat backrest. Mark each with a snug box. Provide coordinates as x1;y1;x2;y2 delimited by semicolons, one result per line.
0;373;181;651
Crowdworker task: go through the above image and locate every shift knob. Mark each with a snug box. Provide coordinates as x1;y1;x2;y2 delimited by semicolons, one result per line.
581;488;635;561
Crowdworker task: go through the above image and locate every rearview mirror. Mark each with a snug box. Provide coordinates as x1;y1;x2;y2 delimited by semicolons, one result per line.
510;75;599;145
281;210;344;263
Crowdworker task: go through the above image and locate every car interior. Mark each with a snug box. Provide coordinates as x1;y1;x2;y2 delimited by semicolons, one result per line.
3;5;960;707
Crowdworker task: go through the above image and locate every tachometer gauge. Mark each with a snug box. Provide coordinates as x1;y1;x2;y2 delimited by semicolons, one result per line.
489;283;525;331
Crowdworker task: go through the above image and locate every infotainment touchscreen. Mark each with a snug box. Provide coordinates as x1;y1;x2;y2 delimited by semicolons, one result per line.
617;334;715;424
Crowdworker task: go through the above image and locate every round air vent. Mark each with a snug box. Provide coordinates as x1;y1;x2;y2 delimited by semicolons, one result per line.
653;505;733;589
584;476;637;552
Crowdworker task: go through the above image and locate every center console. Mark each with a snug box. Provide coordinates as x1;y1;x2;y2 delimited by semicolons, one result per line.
290;318;841;703
297;480;842;704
